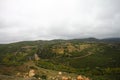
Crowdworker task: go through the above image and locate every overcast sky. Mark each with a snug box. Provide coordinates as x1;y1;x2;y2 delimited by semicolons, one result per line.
0;0;120;43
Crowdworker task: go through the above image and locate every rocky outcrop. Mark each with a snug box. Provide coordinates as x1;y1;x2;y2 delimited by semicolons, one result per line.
34;54;40;61
77;75;90;80
28;69;35;77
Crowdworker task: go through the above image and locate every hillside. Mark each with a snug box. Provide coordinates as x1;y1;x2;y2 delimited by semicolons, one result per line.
0;38;120;80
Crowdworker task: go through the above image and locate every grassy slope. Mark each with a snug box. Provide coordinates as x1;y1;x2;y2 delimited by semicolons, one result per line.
0;40;120;80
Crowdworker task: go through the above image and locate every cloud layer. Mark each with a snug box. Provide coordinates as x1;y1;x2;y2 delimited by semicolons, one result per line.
0;0;120;43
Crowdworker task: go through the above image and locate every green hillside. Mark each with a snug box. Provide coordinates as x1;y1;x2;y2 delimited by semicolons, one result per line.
0;39;120;80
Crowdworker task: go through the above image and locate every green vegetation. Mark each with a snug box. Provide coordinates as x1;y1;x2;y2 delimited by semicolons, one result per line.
0;39;120;80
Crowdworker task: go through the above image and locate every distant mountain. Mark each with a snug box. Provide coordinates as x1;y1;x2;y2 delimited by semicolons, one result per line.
69;37;99;42
0;37;120;45
70;37;120;43
101;38;120;43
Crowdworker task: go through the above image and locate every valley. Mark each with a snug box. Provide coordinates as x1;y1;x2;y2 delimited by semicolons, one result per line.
0;38;120;80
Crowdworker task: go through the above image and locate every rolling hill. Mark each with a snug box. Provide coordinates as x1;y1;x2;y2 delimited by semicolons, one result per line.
0;38;120;80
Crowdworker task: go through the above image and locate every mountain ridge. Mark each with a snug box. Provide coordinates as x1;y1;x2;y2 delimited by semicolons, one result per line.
0;37;120;44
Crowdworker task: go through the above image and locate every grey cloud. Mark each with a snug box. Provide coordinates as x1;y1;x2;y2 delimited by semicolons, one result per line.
0;0;120;43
